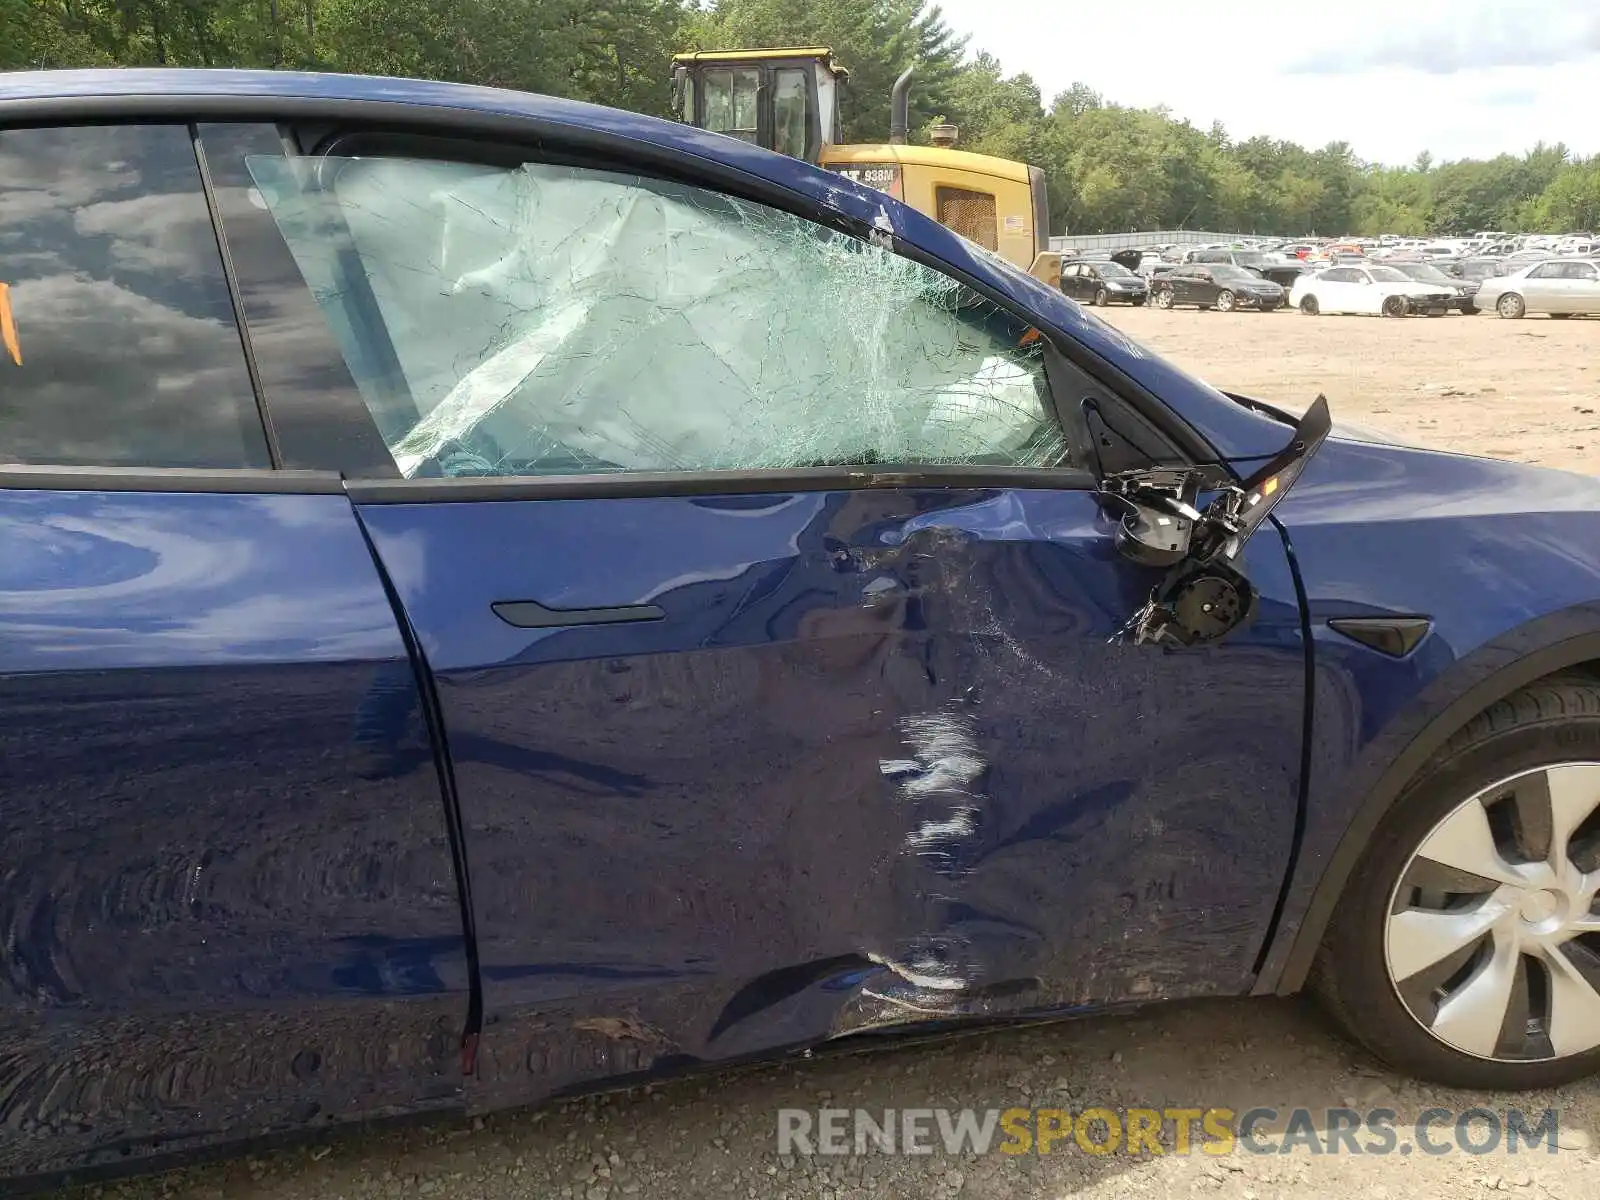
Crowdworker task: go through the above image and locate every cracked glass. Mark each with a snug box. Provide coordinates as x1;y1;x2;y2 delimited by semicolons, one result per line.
245;154;1070;479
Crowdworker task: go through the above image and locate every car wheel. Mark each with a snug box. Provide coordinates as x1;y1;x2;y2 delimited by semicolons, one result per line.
1094;286;1108;307
1314;678;1600;1089
1299;295;1320;315
1498;293;1527;319
1154;289;1174;310
1382;294;1409;318
1216;289;1236;312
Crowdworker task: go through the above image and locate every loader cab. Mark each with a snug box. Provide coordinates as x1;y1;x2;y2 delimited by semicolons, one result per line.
671;49;844;164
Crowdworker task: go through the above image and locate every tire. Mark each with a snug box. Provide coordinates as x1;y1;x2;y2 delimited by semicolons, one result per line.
1153;289;1174;310
1313;677;1600;1090
1498;293;1526;319
1299;294;1320;315
1093;286;1108;307
1216;289;1236;312
1381;294;1409;318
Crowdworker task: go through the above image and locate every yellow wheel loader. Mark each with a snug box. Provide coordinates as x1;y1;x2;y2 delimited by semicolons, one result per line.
670;48;1060;286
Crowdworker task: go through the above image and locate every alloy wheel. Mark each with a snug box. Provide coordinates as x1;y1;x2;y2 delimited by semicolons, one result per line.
1385;763;1600;1062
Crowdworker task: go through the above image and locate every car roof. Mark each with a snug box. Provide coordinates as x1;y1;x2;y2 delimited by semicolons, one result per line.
0;68;1291;461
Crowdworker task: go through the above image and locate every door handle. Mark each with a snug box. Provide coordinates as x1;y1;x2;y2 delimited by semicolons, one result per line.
491;600;666;629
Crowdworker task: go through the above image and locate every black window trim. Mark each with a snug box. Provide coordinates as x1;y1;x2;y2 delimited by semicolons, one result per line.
344;463;1100;504
1;96;1223;496
191;122;283;469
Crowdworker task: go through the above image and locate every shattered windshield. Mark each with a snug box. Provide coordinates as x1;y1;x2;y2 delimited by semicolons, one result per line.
245;154;1072;478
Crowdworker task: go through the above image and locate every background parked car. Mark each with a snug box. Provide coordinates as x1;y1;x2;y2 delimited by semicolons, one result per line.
1060;259;1148;306
1475;259;1600;318
1458;256;1508;283
1290;264;1456;316
1184;247;1306;291
1152;264;1285;311
1389;262;1481;313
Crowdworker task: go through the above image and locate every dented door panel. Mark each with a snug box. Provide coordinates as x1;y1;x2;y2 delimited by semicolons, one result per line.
356;485;1304;1107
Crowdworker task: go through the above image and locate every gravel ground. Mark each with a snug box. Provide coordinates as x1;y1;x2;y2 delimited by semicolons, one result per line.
43;303;1600;1200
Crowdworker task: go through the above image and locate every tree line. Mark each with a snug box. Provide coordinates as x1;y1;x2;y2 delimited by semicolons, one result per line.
7;0;1599;236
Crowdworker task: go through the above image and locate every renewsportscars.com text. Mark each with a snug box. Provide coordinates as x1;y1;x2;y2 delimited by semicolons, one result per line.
775;1106;1563;1157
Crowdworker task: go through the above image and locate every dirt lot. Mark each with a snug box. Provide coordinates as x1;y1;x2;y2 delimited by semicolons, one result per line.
1101;304;1600;475
51;307;1600;1200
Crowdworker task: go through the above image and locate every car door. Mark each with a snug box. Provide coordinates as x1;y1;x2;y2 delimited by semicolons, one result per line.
1561;261;1600;313
0;123;469;1181
1059;262;1082;299
1321;267;1358;313
1167;266;1194;303
1522;262;1565;311
1190;268;1221;306
229;126;1308;1111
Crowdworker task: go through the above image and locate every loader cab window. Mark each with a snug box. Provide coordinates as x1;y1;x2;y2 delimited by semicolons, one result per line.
677;73;695;123
702;68;760;144
772;68;810;160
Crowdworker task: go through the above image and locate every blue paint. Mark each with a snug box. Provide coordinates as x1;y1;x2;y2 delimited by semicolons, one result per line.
0;489;469;1180
356;485;1306;1104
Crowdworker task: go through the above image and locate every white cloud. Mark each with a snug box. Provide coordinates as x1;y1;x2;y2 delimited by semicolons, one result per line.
932;0;1599;164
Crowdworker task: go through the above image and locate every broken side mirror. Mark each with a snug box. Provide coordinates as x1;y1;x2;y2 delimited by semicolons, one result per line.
1098;395;1332;648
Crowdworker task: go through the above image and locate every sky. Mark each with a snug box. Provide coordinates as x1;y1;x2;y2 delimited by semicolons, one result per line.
933;0;1599;165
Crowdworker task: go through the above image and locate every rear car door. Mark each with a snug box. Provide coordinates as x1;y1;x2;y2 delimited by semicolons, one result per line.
1060;262;1085;300
0;123;469;1181
232;126;1308;1110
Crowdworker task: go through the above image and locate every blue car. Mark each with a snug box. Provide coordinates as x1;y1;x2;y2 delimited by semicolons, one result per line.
5;69;1600;1188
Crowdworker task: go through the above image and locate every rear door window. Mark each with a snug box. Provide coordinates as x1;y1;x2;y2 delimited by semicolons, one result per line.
0;124;269;469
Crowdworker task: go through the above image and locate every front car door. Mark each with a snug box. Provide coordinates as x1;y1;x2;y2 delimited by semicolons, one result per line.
1317;267;1358;313
1522;261;1566;311
1561;261;1600;313
0;122;469;1182
218;120;1309;1111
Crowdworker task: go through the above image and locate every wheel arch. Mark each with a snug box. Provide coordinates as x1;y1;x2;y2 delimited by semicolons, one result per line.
1262;621;1600;996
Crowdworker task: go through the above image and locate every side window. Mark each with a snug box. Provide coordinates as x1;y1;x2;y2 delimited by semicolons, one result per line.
772;69;810;160
1529;263;1561;279
1565;263;1597;281
703;69;760;143
0;124;269;468
245;152;1071;478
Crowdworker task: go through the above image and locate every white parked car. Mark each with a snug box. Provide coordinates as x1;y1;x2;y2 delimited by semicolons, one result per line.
1289;264;1457;317
1474;259;1600;318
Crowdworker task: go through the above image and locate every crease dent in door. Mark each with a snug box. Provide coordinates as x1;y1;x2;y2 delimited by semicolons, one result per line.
357;485;1303;1106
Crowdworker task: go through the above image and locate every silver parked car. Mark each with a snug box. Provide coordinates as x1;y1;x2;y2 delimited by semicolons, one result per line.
1476;259;1600;318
